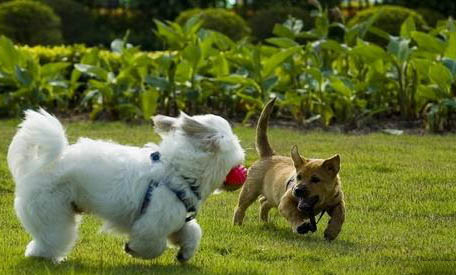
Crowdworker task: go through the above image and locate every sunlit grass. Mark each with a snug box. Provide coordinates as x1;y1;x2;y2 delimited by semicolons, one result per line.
1;119;455;274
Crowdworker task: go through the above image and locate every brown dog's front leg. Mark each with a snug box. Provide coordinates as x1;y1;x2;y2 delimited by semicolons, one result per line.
324;200;345;241
278;189;306;231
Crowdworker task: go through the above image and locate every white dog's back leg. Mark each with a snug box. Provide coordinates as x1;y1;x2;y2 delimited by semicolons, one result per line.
15;191;80;263
168;219;202;262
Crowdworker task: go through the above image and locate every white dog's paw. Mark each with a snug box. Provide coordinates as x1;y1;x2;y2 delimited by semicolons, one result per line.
52;256;67;264
124;243;136;258
25;240;66;264
176;250;193;263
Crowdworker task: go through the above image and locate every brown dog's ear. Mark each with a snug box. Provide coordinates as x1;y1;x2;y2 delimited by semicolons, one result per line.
322;155;340;176
290;145;304;169
152;115;177;135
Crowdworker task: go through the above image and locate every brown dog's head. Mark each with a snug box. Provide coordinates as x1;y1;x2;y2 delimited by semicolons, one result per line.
290;145;340;210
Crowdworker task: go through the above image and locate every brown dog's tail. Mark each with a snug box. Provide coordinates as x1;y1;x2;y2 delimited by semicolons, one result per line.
256;98;276;158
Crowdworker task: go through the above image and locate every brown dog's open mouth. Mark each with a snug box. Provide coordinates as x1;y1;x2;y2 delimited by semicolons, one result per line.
297;195;319;212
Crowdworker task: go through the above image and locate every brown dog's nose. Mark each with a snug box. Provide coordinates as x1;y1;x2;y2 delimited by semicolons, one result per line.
293;186;309;198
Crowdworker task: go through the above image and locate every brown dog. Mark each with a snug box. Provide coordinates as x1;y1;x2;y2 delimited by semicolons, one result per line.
233;98;345;240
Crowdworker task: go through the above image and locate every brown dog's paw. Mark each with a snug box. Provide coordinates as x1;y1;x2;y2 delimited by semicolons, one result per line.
324;230;337;241
297;222;316;234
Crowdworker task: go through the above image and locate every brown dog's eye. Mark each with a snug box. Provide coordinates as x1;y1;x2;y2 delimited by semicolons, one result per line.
310;176;320;183
296;174;302;181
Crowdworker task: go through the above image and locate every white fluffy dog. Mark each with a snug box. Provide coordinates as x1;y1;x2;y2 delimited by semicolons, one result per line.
7;109;244;263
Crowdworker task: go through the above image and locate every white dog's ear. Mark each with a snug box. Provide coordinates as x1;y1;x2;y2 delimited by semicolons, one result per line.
179;112;219;151
152;115;177;134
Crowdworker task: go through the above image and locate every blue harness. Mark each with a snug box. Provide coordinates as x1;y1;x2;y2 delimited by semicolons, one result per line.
139;151;198;222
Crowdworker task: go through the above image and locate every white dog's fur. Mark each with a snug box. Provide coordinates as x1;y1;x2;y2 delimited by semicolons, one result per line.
7;109;244;263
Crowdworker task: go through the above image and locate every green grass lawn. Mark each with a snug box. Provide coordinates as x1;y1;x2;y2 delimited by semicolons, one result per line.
1;119;456;274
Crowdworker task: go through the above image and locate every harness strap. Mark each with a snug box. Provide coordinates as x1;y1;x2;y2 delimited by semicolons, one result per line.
315;210;325;225
138;151;199;223
139;180;197;222
139;180;159;215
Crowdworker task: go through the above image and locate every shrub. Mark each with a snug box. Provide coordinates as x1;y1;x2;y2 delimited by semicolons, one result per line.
415;8;446;27
36;0;97;44
175;8;250;41
348;5;427;46
248;7;313;42
94;11;161;50
398;0;456;18
0;0;63;45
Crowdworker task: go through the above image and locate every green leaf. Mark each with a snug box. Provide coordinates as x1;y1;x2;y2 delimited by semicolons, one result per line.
305;68;323;85
145;76;169;90
412;58;433;77
175;60;192;82
236;91;263;108
217;75;261;92
429;63;453;92
411;31;445;54
417;85;439;101
321;105;334;126
314;14;329;38
367;26;391;42
48;80;68;88
443;98;456;109
272;24;296;39
41;62;70;78
351;43;387;62
211;31;235;51
183;15;203;34
141;88;159;119
0;36;21;73
182;42;202;71
81;49;100;65
154;20;183;49
211;53;230;77
319;40;347;53
111;39;126;53
387;37;411;63
81;89;100;105
74;64;108;81
400;16;416;39
262;46;301;79
345;11;381;45
252;47;262;80
14;65;33;87
0;71;14;86
262;76;278;93
330;77;352;97
444;32;456;59
265;37;299;48
442;58;456;77
115;103;142;118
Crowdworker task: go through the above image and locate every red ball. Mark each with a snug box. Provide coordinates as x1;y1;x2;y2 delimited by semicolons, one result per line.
223;165;247;191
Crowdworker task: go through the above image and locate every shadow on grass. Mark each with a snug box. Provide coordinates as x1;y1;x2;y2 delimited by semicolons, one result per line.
258;222;357;248
12;257;207;275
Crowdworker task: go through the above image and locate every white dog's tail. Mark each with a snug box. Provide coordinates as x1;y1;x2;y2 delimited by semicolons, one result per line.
7;109;68;182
